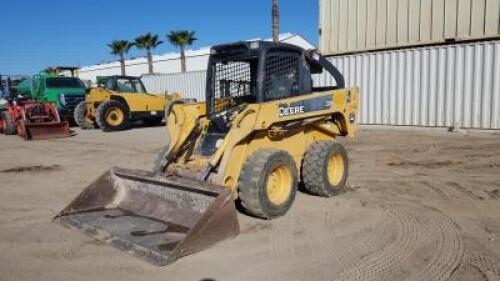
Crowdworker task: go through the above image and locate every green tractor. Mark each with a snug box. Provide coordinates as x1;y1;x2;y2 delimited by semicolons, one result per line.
15;67;87;122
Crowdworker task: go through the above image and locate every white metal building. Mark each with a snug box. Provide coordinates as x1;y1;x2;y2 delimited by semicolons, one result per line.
77;34;315;83
319;0;500;130
316;40;500;129
142;70;207;101
319;0;500;55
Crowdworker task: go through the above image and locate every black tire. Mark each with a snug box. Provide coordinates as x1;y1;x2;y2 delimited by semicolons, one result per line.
143;116;163;127
96;100;130;132
302;141;348;197
73;101;95;130
238;149;298;219
1;111;17;135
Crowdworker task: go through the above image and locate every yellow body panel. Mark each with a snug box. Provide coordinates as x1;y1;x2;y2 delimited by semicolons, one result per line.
119;93;166;112
166;102;207;163
164;88;359;197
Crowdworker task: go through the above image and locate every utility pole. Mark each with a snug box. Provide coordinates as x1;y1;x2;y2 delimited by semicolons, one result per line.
272;0;279;42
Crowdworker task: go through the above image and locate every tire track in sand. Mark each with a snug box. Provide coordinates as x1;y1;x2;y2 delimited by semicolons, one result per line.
266;197;464;281
312;199;397;272
334;203;422;281
408;206;464;281
318;199;464;281
331;200;463;281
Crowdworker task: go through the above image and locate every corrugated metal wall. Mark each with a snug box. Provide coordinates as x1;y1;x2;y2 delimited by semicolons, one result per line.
141;41;500;130
142;70;207;101
320;0;500;55
315;40;500;129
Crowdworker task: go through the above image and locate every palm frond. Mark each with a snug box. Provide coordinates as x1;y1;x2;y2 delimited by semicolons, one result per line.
108;40;133;56
134;33;163;50
167;30;197;48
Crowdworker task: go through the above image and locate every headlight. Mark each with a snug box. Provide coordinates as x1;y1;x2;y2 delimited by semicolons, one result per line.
59;94;66;106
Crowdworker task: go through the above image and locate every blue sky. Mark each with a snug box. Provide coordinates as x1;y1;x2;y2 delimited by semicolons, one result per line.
0;0;318;75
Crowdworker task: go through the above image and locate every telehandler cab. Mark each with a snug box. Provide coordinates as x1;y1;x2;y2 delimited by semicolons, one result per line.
56;41;359;265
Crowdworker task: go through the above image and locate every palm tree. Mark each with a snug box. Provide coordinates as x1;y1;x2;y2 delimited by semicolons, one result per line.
108;40;133;76
134;33;163;74
272;0;279;42
167;30;197;73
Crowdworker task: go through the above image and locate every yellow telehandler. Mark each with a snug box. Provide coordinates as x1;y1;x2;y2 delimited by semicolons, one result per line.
74;76;181;131
56;41;359;265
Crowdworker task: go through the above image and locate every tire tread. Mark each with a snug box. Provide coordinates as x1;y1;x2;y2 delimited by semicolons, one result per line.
73;101;94;130
96;100;130;132
238;149;297;219
302;141;348;197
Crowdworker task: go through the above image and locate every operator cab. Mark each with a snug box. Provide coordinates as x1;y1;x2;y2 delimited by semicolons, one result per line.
198;41;346;156
206;41;345;116
97;76;147;93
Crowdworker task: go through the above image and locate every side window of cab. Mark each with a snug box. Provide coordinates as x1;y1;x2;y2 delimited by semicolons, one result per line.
263;50;301;102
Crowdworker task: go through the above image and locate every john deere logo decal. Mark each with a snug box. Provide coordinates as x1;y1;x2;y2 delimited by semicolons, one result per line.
278;96;332;117
279;105;305;117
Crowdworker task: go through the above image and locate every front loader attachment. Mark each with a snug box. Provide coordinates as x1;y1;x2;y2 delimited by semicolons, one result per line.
16;120;71;140
55;167;239;265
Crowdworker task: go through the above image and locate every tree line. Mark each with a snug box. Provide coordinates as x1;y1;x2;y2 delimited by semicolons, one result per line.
108;30;197;76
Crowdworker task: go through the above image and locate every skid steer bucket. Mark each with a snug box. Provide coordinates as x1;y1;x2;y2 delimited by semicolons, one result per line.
55;167;240;265
17;120;71;140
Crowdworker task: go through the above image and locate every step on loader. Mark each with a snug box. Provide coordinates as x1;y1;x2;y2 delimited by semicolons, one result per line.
55;41;359;265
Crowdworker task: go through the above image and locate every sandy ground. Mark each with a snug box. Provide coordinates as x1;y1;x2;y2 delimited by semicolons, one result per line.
1;126;500;281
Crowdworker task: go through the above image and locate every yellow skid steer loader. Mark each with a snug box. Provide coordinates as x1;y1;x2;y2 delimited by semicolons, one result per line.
56;41;359;265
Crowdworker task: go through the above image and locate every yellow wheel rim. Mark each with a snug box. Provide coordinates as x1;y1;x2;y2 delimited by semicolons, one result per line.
327;153;345;186
105;107;124;126
266;164;292;205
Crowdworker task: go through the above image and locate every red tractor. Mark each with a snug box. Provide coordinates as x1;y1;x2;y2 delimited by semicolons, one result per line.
0;76;71;140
